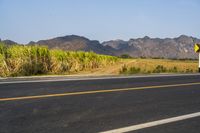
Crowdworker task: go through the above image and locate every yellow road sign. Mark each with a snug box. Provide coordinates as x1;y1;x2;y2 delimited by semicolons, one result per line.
194;43;200;53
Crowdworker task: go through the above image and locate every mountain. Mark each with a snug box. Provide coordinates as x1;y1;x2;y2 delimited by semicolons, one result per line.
29;35;115;55
1;35;199;59
0;39;18;45
102;35;200;59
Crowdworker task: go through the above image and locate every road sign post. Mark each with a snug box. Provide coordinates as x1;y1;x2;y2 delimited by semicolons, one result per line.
197;53;200;73
194;43;200;73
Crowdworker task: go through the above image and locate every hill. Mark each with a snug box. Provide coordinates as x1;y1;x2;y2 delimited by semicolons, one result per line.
29;35;115;55
0;39;18;45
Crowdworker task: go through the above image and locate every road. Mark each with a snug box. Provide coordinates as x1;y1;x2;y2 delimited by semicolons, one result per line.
0;74;200;133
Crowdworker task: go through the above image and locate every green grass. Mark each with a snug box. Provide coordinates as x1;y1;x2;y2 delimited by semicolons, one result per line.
0;43;118;77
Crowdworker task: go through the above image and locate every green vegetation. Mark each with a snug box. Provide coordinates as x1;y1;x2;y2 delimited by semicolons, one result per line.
0;43;198;77
120;54;132;59
152;65;167;73
0;43;118;77
120;65;141;74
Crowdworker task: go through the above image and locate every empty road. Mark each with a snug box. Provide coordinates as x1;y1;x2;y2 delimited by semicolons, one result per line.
0;74;200;133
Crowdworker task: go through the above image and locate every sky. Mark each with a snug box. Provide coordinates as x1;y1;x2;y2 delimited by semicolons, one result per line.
0;0;200;44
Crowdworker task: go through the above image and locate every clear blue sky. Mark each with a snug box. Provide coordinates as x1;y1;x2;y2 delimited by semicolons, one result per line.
0;0;200;44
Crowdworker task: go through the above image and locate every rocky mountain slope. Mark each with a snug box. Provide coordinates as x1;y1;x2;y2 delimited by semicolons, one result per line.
102;35;200;59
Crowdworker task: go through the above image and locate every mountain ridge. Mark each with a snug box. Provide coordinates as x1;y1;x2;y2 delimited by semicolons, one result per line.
1;35;200;59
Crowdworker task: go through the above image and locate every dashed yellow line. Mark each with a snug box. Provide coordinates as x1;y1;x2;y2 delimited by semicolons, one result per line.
0;82;200;102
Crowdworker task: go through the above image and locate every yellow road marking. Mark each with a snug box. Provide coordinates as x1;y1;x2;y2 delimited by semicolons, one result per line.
0;82;200;102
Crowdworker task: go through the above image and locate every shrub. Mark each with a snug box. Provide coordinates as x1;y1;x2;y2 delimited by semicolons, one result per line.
128;67;141;74
120;65;141;74
185;68;193;73
120;65;128;74
169;66;178;73
120;54;132;59
153;65;167;73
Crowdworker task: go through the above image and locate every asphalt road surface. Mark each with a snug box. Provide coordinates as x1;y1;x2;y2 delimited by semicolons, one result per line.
0;74;200;133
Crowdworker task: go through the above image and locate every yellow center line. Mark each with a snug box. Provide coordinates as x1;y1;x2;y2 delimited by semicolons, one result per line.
0;82;200;102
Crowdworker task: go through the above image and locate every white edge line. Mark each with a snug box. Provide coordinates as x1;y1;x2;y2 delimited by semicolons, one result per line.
0;73;200;84
100;112;200;133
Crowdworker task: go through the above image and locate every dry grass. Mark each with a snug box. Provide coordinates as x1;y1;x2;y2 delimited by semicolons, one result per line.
119;58;198;74
76;58;198;75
